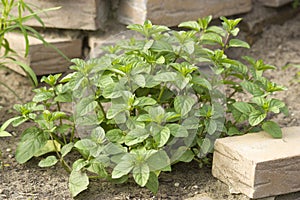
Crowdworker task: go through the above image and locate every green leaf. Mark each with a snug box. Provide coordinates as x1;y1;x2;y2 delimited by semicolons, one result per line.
145;172;159;194
178;21;200;31
125;128;149;146
201;138;212;155
69;170;89;197
16;127;49;164
0;130;12;137
147;150;170;171
106;104;127;119
0;116;24;131
133;164;150;187
240;81;264;96
112;156;134;179
174;95;196;117
73;159;89;171
148;106;165;123
11;60;38;86
38;155;58;167
91;127;105;144
133;97;157;107
228;39;250;48
155;127;170;148
87;159;108;178
153;72;177;82
106;129;125;143
262;121;282;138
227;127;242;136
61;143;74;157
192;76;212;90
76;96;98;117
33;90;54;102
133;74;146;87
269;99;286;114
249;110;267;126
232;102;255;115
167;124;189;137
200;32;223;46
178;149;194;162
207;119;217;135
34;140;61;157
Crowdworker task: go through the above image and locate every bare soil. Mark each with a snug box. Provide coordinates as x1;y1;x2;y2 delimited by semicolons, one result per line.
0;11;300;200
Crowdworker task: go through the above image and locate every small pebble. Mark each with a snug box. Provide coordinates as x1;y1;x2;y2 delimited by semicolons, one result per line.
6;148;11;152
174;182;180;187
192;185;199;189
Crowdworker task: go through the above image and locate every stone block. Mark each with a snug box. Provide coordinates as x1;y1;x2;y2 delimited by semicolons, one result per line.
13;0;108;30
89;22;141;59
117;0;252;26
5;32;82;75
257;0;294;7
239;1;299;36
212;126;300;199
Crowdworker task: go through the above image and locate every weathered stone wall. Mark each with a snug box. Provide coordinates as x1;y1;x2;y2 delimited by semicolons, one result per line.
7;0;297;74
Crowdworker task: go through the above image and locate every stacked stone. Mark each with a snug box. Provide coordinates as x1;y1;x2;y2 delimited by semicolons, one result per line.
7;0;295;75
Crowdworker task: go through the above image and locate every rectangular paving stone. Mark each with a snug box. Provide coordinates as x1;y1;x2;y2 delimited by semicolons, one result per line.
212;126;300;199
5;32;82;75
117;0;252;26
12;0;109;30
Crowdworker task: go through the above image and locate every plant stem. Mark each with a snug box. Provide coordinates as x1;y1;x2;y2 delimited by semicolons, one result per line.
50;133;72;173
157;82;167;103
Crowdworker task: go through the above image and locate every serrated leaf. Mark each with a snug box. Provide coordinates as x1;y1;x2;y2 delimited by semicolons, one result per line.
112;157;134;179
16;127;49;164
76;96;98;117
232;102;255;115
174;95;196;117
240;81;264;96
262;121;282;138
229;39;250;48
249;110;267;126
106;104;127;119
133;164;150;187
38;155;58;167
155;127;170;148
125;128;149;146
69;170;89;197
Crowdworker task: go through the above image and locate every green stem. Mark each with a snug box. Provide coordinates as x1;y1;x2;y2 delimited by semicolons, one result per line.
50;133;72;173
157;82;167;103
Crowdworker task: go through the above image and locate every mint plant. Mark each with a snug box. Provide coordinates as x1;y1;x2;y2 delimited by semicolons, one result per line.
1;16;288;197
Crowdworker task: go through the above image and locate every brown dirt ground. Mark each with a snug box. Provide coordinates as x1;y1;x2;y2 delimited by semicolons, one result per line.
0;10;300;200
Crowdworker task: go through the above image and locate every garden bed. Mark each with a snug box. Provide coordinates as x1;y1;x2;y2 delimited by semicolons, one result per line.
0;12;299;200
